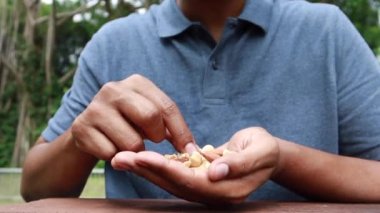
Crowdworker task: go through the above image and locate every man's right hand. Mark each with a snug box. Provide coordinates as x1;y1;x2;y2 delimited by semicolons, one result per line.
71;74;196;161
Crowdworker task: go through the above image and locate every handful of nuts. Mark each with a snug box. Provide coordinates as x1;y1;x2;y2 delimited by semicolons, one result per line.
164;145;235;170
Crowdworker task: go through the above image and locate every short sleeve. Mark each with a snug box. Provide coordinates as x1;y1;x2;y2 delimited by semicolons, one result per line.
335;9;380;160
41;34;103;142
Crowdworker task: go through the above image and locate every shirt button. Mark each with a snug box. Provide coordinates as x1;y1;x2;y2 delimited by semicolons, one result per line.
211;59;218;70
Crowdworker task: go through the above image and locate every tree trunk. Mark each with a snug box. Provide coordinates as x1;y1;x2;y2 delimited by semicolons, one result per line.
0;0;9;110
11;93;30;167
9;0;37;167
23;0;40;46
104;0;112;15
44;0;56;116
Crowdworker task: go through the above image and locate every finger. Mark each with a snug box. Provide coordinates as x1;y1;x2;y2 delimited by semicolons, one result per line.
207;134;253;181
165;129;197;154
72;121;117;161
206;152;273;202
124;75;195;152
133;152;217;203
112;151;201;202
111;151;137;171
89;104;144;152
133;151;251;204
99;112;144;152
113;90;166;143
134;151;208;192
208;151;254;181
200;150;221;162
208;145;276;181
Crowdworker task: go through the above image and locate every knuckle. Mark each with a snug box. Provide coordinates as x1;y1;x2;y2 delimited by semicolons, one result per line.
126;74;146;84
127;136;143;151
143;107;160;121
102;81;117;91
149;131;166;143
86;102;103;118
161;100;178;117
100;81;119;96
249;126;267;134
71;122;91;153
140;107;161;127
71;118;87;140
100;149;117;161
112;94;127;108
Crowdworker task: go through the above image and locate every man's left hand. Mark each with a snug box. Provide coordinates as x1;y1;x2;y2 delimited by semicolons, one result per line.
111;127;280;205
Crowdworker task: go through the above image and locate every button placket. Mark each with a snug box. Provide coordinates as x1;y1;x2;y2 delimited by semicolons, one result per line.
201;22;237;105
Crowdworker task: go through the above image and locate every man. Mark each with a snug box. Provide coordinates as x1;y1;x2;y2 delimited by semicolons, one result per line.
21;0;380;205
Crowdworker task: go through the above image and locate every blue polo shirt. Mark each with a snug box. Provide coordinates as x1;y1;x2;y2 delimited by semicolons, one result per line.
42;0;380;201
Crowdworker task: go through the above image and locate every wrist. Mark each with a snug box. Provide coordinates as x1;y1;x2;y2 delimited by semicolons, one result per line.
270;138;298;181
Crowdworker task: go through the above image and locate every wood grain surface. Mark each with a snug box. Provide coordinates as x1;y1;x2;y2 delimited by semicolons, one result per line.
0;198;379;213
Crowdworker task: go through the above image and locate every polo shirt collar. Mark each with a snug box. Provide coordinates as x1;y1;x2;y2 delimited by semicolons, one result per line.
238;0;273;33
156;0;273;38
156;0;192;38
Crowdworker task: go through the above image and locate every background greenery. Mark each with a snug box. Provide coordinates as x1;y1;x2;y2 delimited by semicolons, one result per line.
0;0;379;167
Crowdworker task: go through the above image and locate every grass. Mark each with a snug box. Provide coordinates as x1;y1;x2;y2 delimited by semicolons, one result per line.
81;173;105;198
0;171;23;205
0;169;105;206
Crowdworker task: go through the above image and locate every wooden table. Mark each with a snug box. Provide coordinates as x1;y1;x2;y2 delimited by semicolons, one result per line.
0;198;379;212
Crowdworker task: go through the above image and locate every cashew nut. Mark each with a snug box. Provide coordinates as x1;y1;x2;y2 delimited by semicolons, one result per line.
164;144;236;170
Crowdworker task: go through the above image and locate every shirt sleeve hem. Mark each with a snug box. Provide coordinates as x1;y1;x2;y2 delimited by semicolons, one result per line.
41;127;60;143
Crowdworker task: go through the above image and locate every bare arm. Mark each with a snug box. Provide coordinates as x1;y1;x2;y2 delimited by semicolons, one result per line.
21;131;98;202
273;139;380;202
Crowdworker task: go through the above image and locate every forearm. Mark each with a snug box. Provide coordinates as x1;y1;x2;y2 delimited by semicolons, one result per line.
272;139;380;202
21;130;98;202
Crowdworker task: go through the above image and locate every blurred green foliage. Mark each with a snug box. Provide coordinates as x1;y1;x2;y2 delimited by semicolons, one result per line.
312;0;380;54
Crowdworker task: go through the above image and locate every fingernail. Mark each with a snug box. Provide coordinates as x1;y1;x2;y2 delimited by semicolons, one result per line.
214;163;229;179
185;143;197;154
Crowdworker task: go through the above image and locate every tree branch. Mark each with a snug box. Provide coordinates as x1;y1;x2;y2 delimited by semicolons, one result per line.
35;0;101;26
58;68;75;85
0;55;24;87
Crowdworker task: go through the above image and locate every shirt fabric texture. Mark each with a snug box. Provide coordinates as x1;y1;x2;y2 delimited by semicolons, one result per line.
42;0;380;201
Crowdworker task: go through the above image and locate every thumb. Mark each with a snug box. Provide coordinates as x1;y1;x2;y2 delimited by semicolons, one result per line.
208;161;230;181
207;147;254;182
